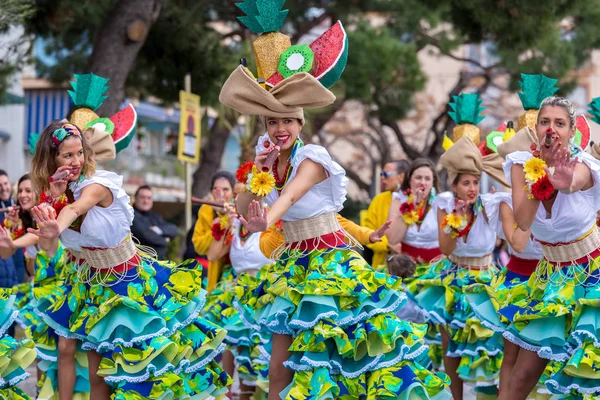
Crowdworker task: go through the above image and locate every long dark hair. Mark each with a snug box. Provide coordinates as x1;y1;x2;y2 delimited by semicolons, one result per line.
400;158;440;194
17;174;35;230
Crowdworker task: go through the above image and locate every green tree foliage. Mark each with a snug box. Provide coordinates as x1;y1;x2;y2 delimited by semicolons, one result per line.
0;0;35;103
344;22;426;121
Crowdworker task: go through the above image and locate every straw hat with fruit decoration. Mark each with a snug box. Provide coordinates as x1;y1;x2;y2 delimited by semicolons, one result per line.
220;0;350;121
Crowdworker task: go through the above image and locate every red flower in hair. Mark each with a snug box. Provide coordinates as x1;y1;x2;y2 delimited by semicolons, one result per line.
399;202;415;214
531;175;555;201
236;162;254;184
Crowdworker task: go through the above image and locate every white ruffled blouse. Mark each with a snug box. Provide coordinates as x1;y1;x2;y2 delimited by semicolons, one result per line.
483;191;541;260
256;134;348;222
60;170;134;250
392;191;439;249
229;219;273;273
503;151;600;244
435;191;496;258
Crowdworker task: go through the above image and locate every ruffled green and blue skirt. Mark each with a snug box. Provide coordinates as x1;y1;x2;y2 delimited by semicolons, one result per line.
203;264;270;387
39;251;232;399
0;288;37;400
413;257;503;388
27;244;90;399
236;244;451;399
403;261;444;371
12;281;36;330
498;253;600;397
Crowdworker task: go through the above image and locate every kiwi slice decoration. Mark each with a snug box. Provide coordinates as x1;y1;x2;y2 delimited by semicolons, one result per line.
278;44;315;79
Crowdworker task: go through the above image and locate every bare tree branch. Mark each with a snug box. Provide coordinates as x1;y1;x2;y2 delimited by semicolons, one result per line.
415;27;500;72
291;11;330;43
378;118;422;160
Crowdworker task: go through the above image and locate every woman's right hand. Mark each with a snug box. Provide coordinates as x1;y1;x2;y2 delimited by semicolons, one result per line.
254;148;270;172
539;133;562;167
27;206;61;240
454;199;469;216
49;165;75;198
413;186;425;205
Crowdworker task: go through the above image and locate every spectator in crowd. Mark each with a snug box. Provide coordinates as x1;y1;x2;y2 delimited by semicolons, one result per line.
362;159;410;269
130;185;179;260
0;169;25;284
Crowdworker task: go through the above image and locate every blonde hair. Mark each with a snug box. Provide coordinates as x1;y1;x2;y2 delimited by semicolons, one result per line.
31;119;96;193
538;96;576;128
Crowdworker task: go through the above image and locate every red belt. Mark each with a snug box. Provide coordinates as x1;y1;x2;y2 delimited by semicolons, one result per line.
506;255;538;276
290;230;347;251
401;242;442;263
80;246;140;274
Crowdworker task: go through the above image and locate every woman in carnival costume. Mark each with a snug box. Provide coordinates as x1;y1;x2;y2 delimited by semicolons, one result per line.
496;96;600;399
0;174;92;400
413;135;508;399
386;158;444;370
233;164;399;397
21;117;231;399
192;171;239;383
464;126;551;397
219;15;451;397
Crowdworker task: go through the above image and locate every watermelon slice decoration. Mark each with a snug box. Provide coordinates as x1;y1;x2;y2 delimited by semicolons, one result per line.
573;114;590;150
266;21;349;88
110;104;137;153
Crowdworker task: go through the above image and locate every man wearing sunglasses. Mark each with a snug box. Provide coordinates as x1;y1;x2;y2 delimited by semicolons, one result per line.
363;160;410;270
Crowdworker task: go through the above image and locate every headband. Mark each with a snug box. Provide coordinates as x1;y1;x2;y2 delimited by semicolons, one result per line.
51;123;81;146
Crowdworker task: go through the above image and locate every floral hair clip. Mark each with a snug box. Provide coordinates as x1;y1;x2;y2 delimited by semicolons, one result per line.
52;123;81;146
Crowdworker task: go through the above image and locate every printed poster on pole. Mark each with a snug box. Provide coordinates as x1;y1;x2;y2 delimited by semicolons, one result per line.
177;90;201;163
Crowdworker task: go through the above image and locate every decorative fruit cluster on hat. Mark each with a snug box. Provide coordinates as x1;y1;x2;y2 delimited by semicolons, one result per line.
219;0;349;121
68;73;137;159
440;93;510;186
30;74;138;159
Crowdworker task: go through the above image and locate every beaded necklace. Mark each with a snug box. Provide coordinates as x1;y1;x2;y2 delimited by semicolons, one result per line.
273;156;293;192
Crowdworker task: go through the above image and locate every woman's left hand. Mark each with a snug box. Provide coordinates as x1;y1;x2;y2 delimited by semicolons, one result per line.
239;200;268;232
27;206;61;240
545;147;577;191
370;219;392;243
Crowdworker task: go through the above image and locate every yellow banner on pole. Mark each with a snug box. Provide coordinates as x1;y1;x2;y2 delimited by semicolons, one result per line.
177;90;201;164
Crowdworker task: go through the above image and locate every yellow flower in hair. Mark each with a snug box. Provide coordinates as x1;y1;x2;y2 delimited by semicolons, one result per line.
523;157;546;182
402;211;419;226
446;214;466;230
249;166;275;197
